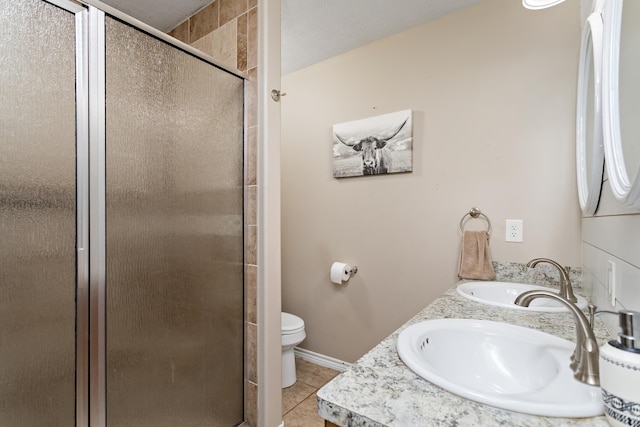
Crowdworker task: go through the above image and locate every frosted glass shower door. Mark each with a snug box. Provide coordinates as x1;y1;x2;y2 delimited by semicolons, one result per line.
0;0;80;425
104;17;245;427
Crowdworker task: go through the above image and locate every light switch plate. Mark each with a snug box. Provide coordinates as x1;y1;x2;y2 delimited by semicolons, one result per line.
607;260;616;306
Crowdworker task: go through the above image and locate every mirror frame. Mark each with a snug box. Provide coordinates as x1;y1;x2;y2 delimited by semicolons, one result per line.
576;11;605;215
602;0;640;209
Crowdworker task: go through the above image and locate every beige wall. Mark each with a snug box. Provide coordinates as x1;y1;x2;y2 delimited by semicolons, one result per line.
281;0;583;363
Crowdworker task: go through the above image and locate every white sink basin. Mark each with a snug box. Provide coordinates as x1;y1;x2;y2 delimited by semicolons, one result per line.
456;281;589;312
396;318;602;417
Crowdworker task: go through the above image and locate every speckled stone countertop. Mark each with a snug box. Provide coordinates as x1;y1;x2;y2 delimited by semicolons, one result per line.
317;284;613;427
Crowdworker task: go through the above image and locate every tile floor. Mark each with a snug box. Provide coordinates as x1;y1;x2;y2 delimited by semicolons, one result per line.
282;357;340;427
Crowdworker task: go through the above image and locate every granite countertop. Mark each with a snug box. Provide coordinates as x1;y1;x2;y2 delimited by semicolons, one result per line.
317;285;613;427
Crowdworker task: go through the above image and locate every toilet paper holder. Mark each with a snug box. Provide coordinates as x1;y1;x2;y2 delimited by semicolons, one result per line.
330;262;359;285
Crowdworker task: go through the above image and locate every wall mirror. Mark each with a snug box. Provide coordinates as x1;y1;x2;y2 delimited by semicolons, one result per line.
576;10;605;215
603;0;640;209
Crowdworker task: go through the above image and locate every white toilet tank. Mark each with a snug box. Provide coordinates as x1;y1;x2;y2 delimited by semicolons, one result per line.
281;312;306;388
281;312;304;335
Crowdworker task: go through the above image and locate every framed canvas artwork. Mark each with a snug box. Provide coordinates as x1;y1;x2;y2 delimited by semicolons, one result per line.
332;109;413;178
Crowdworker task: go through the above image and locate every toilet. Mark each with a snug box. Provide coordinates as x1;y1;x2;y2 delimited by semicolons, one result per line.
281;312;306;388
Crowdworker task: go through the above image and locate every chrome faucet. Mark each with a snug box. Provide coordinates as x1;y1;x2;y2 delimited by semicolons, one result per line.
526;258;577;303
515;289;599;386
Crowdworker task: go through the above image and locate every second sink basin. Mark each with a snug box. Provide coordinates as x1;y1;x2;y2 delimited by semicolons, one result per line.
396;318;603;417
456;281;589;312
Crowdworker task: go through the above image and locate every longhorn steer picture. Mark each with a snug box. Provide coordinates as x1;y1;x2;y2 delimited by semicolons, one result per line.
332;110;412;178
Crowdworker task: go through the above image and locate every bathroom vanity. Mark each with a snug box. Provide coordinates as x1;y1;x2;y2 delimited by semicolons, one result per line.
317;285;612;426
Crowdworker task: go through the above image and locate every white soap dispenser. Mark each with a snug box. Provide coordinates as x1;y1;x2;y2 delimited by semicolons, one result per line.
599;310;640;427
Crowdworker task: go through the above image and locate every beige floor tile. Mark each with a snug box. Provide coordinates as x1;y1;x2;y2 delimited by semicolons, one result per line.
295;358;339;388
283;393;325;427
282;380;315;415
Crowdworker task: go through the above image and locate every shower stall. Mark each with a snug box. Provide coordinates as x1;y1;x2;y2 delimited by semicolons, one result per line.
0;0;245;425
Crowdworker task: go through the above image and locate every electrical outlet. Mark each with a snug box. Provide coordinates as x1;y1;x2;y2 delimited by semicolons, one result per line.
607;260;616;306
505;219;523;242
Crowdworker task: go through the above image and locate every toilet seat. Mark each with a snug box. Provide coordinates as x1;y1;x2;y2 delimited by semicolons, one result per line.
281;312;304;335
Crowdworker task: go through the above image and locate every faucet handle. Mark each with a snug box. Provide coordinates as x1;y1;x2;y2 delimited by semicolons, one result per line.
588;304;597;327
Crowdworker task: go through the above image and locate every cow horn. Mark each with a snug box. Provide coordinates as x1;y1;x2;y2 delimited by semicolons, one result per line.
382;118;409;142
334;132;356;147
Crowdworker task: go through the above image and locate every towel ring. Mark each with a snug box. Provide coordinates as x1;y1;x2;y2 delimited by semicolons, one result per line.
459;207;492;235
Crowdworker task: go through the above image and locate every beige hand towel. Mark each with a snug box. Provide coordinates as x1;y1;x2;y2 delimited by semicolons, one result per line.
458;230;496;280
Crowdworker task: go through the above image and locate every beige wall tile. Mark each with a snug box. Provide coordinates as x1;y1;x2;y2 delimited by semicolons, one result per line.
245;264;257;324
168;19;190;44
246;224;257;265
246;322;257;383
246;125;257;186
245;380;257;427
190;31;213;57
220;0;248;26
245;68;258;128
190;1;219;44
237;13;248;71
214;21;239;69
247;7;257;70
246;185;257;225
195;21;238;70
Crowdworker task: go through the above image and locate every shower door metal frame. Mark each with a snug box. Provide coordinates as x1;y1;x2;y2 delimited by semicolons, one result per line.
93;3;248;427
87;7;106;427
84;5;247;426
77;0;245;79
36;0;90;425
34;1;247;425
38;1;92;426
74;2;90;426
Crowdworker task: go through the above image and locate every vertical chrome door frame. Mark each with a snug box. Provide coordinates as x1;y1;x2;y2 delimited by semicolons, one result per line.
40;2;246;425
74;4;90;427
88;6;107;427
40;1;90;426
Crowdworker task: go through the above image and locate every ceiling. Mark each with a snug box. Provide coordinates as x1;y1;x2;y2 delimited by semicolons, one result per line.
99;0;211;32
99;0;485;74
280;0;483;74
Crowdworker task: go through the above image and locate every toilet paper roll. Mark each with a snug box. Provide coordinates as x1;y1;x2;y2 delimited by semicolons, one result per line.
330;262;352;285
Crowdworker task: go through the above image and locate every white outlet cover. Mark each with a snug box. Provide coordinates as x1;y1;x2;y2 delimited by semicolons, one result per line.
505;219;523;242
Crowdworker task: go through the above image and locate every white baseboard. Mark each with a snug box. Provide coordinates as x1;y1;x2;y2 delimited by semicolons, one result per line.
293;347;351;372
